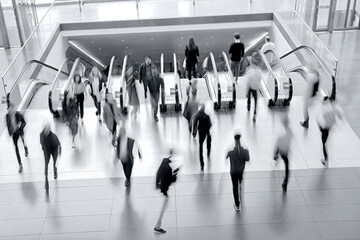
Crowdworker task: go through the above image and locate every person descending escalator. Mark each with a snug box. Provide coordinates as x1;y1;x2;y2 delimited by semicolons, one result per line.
6;103;29;174
125;65;140;119
273;115;293;192
115;126;142;187
229;32;245;82
260;36;277;65
192;103;212;171
185;37;199;84
74;74;86;124
300;66;320;128
89;66;103;123
245;53;262;122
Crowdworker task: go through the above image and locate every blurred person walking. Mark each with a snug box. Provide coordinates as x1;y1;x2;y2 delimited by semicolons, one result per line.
229;32;245;82
146;64;164;122
318;97;343;166
245;54;262;122
6;103;28;173
185;37;199;83
139;56;153;99
300;66;320;128
154;153;179;234
74;74;86;124
192;103;212;171
125;66;140;119
273;116;293;192
63;84;79;148
116;127;142;187
183;81;199;133
103;91;122;145
226;134;249;212
89;66;103;122
40;123;61;189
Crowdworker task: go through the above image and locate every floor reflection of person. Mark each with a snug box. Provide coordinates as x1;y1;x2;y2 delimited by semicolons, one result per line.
273;116;293;192
226;134;249;212
6;103;28;173
154;154;179;234
116;127;142;187
40;123;61;189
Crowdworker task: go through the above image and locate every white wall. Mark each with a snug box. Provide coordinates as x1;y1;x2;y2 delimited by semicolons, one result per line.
44;32;68;68
270;22;293;56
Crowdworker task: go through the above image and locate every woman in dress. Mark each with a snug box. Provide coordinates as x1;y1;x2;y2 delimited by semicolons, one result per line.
74;74;85;124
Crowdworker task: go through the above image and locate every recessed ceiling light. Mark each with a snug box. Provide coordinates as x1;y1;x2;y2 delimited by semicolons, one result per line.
121;40;124;42
91;41;94;44
206;43;209;46
181;37;183;39
151;38;154;41
210;36;214;39
126;46;128;49
99;48;102;50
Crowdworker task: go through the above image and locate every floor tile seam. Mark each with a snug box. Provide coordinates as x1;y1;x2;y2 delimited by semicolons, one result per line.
42;213;112;220
174;190;302;197
301;187;360;192
173;205;317;213
40;190;54;237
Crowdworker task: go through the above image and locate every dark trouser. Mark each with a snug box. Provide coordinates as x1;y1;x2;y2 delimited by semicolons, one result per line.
143;83;148;98
231;61;240;81
77;93;84;118
150;92;160;117
44;150;58;180
320;127;330;160
121;159;134;180
247;88;257;114
91;94;101;116
199;131;211;167
231;173;243;207
281;153;289;187
187;63;197;81
12;133;22;166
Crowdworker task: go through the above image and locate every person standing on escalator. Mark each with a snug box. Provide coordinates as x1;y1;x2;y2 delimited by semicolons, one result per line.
185;37;199;84
74;74;85;124
260;36;276;65
6;103;28;173
229;32;245;82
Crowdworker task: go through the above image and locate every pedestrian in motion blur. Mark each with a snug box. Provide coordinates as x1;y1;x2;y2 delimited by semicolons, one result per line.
273;115;293;192
229;32;245;82
185;37;199;83
146;64;164;122
300;66;320;128
74;74;86;124
40;123;61;189
318;97;343;166
63;84;79;148
226;133;249;212
245;53;262;122
116;127;142;187
260;36;277;65
183;81;199;133
192;103;212;171
103;91;122;145
154;152;179;234
89;66;103;122
139;56;153;99
6;103;28;173
125;65;140;119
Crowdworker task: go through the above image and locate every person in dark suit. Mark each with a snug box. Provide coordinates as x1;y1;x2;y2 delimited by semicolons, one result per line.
6;103;28;173
226;134;249;212
116;127;141;187
192;103;212;171
139;56;153;99
154;153;179;234
40;123;61;189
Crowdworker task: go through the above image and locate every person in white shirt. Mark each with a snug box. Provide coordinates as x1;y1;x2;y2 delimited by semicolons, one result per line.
318;97;343;166
261;36;276;65
245;53;262;122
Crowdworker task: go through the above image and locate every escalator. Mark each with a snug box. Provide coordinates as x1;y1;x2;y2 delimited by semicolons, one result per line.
6;60;69;112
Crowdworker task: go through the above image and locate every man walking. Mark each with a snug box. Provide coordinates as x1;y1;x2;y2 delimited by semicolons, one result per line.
6;103;28;173
139;56;153;99
273;116;293;192
40;123;61;189
245;54;262;122
229;32;245;82
192;104;212;171
226;134;249;212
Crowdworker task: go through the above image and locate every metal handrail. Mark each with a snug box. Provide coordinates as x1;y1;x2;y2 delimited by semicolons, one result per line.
280;45;336;100
264;49;293;104
107;55;122;92
220;51;235;84
208;52;220;101
256;50;279;104
160;53;164;75
63;57;89;92
1;0;57;95
173;53;182;101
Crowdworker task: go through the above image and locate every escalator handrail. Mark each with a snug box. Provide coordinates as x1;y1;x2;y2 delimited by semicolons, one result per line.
8;60;66;95
64;57;90;93
280;45;336;99
220;51;235;85
120;55;135;107
173;53;182;101
206;52;219;101
160;53;164;75
107;55;122;93
280;45;335;77
256;50;279;104
48;58;73;114
264;49;293;103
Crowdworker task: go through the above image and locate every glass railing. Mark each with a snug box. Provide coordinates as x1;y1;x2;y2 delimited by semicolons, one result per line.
275;1;338;78
119;55;135;113
7;60;62;111
49;58;73;117
202;52;219;104
280;45;336;100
